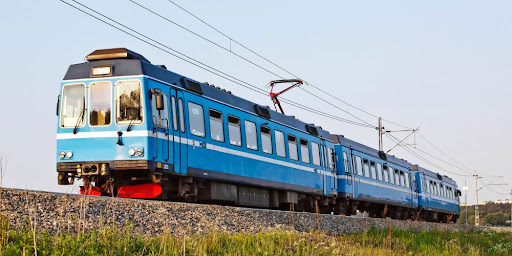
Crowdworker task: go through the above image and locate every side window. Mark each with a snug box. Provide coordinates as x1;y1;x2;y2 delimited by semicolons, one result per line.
261;126;272;154
209;109;224;142
60;83;86;128
356;156;363;176
311;142;321;166
343;152;349;173
377;163;383;181
426;180;431;194
405;172;410;188
399;171;405;187
300;139;310;163
228;115;242;146
383;165;389;182
275;130;286;157
188;102;205;137
116;80;143;124
89;81;112;126
245;121;258;150
151;93;169;128
440;184;445;197
288;135;298;160
328;148;335;170
363;159;370;178
171;96;178;131
178;99;185;132
370;161;377;179
389;167;395;184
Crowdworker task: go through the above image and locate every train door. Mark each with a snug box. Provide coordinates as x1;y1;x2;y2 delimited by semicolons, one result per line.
319;142;333;195
350;150;359;199
169;89;188;174
342;150;354;197
150;90;170;163
409;170;418;209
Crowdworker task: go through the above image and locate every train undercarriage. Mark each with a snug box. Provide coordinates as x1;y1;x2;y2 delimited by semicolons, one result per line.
57;167;457;224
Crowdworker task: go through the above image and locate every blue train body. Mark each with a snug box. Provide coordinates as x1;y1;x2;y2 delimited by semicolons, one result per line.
56;48;459;221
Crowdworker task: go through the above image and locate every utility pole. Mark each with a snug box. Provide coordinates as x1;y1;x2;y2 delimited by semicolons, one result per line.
463;181;468;224
474;173;479;226
378;117;383;152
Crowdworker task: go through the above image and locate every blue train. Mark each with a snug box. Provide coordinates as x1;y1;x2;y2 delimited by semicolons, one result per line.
56;48;460;222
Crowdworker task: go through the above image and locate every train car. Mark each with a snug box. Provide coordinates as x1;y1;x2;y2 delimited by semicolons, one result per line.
56;48;339;211
414;165;460;222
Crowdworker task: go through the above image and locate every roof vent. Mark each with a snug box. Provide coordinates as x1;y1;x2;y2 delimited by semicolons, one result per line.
305;124;319;136
254;105;271;119
86;48;151;63
182;78;203;95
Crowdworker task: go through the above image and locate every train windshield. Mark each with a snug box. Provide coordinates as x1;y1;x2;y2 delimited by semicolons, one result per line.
89;82;111;126
60;83;85;128
116;80;143;124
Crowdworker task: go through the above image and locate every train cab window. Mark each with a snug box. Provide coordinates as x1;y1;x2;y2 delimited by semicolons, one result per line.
188;102;205;137
377;163;383;181
288;135;298;160
60;83;86;128
343;152;349;173
404;172;410;188
261;126;272;154
89;82;112;126
383;165;389;183
116;80;143;124
151;93;169;128
209;109;224;142
399;171;405;187
355;156;363;176
245;121;258;150
395;170;400;186
389;167;395;184
178;99;185;132
228;115;242;146
311;142;321;166
275;130;286;157
370;162;377;179
300;139;310;163
363;159;370;178
171;96;178;131
328;148;335;170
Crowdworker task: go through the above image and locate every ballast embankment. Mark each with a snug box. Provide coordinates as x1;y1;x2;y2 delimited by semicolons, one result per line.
0;188;481;235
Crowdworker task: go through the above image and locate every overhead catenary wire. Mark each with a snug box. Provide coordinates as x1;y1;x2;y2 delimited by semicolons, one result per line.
62;0;374;130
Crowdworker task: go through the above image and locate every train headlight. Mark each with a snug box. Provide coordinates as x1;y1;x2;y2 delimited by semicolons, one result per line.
66;151;73;158
76;165;82;176
59;151;66;159
100;164;107;175
128;148;136;156
136;148;144;156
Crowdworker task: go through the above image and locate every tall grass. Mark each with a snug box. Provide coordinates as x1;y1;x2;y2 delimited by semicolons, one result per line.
1;213;512;256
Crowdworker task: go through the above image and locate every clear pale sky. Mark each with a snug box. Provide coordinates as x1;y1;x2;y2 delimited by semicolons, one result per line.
0;1;510;204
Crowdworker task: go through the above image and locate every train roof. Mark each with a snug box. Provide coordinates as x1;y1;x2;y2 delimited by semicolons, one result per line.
333;134;458;186
63;48;332;141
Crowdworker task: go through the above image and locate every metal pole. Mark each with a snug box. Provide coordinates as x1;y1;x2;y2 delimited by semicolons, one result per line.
464;180;468;224
378;117;383;152
474;173;479;226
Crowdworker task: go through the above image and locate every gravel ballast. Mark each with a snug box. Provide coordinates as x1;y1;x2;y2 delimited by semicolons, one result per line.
0;188;482;236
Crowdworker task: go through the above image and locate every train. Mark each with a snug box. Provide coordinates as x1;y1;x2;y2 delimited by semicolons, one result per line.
56;48;460;222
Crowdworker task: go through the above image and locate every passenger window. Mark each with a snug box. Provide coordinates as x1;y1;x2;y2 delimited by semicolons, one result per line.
370;162;377;179
275;130;286;157
209;109;224;142
399;171;405;187
377;163;383;181
395;170;400;186
311;142;321;166
60;83;86;128
261;126;272;154
171;96;177;131
116;80;142;124
343;152;349;173
245;121;258;150
288;135;298;160
228;115;242;146
89;82;112;126
405;172;410;188
356;156;363;176
151;93;169;128
188;102;205;137
363;159;370;178
178;99;185;132
383;165;389;183
328;148;335;170
389;167;395;184
300;139;310;163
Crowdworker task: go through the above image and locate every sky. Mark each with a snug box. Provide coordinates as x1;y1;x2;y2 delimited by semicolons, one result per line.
0;0;510;204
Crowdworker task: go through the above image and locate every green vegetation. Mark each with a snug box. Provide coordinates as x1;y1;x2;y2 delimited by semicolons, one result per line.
458;202;512;226
1;221;512;256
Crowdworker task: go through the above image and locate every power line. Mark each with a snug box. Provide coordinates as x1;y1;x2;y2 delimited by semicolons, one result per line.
62;0;374;130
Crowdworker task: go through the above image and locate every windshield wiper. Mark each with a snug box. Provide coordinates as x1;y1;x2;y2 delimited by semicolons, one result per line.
126;118;136;132
73;97;85;134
